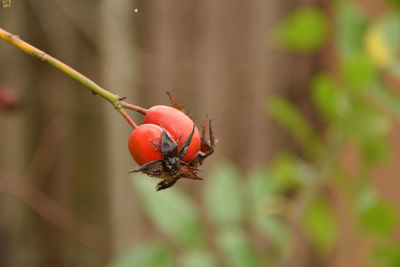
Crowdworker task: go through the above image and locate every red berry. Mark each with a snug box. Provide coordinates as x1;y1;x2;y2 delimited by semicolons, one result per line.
0;87;21;111
128;124;166;166
127;98;215;190
143;105;201;163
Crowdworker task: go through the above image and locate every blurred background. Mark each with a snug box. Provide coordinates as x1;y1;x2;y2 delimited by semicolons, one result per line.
1;0;400;266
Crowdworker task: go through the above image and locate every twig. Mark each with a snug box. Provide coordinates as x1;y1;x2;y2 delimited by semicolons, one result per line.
121;102;148;115
0;27;138;129
0;170;108;255
120;108;139;129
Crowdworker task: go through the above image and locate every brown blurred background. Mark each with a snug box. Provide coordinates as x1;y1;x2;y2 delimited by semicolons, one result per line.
0;1;399;267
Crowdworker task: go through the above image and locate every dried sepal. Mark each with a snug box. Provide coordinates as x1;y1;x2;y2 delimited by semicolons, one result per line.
159;124;178;159
156;178;179;191
130;125;202;190
177;125;195;160
167;92;186;113
128;160;164;177
166;91;194;119
191;117;215;168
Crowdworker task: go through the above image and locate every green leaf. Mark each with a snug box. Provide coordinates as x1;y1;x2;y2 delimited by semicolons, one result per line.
311;73;350;122
247;167;290;253
360;201;398;237
346;106;391;141
268;153;316;193
178;250;217;267
252;214;290;253
312;73;390;141
373;243;400;267
216;228;259;267
386;0;400;9
341;53;376;90
276;7;328;53
302;197;338;255
204;161;244;226
362;138;391;165
108;243;173;267
247;167;276;201
269;154;298;192
336;2;367;56
132;176;202;246
354;186;378;214
267;97;320;157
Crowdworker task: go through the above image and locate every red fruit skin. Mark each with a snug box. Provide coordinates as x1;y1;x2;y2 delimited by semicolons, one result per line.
128;124;165;166
143;105;201;163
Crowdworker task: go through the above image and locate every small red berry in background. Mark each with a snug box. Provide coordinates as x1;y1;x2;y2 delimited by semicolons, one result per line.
0;87;21;111
128;93;215;191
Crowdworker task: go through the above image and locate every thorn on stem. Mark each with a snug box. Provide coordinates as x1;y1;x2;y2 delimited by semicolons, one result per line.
118;96;127;101
40;54;47;62
9;34;19;40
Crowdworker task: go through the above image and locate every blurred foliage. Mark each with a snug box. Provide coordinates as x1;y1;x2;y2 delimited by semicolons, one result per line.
359;200;398;237
204;162;244;227
267;97;321;157
373;243;400;267
276;7;328;53
108;244;173;267
110;1;400;266
132;178;202;246
302;196;338;255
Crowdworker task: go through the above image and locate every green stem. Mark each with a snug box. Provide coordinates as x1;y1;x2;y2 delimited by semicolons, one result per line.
293;131;346;218
0;27;138;128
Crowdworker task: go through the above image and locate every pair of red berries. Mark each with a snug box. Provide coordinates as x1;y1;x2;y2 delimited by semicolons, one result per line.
128;96;214;191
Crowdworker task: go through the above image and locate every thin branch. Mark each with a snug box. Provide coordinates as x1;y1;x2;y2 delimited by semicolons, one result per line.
121;102;148;115
0;171;108;255
0;27;138;129
119;108;138;128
